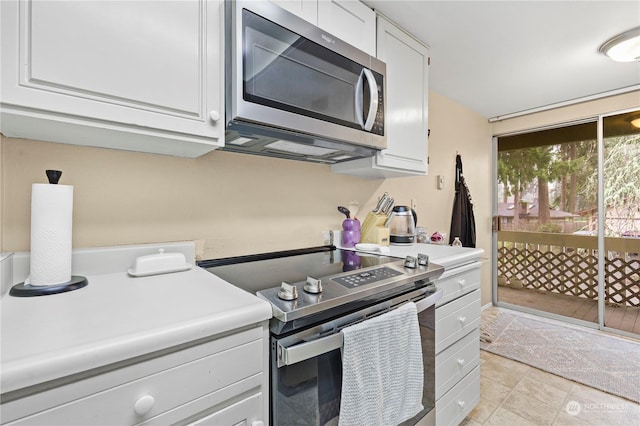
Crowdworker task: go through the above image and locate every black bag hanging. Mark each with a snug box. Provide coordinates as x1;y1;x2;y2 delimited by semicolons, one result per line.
449;154;476;247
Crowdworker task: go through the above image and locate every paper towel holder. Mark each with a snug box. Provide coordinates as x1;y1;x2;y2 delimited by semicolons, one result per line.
9;169;89;297
46;169;62;184
10;276;89;297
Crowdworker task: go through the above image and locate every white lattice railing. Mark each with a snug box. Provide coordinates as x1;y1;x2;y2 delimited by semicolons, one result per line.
497;231;640;307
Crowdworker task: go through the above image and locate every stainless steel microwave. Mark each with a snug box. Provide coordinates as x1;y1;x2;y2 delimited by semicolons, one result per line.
225;0;386;163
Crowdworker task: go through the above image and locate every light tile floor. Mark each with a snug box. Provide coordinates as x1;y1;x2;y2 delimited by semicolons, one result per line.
461;350;640;426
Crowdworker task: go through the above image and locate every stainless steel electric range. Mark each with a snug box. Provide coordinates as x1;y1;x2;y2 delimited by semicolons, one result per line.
199;245;444;426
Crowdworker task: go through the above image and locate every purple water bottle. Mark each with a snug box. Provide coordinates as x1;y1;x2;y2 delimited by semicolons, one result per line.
338;206;360;248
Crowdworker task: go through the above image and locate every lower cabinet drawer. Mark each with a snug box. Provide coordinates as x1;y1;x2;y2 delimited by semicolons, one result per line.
435;263;481;307
435;328;480;400
435;289;480;354
6;336;264;425
189;392;262;426
435;366;480;426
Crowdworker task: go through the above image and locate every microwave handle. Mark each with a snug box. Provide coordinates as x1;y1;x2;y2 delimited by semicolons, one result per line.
355;68;379;132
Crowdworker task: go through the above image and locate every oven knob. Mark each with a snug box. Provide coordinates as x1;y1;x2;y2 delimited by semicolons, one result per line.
277;282;298;300
417;253;429;266
404;256;417;269
304;276;323;294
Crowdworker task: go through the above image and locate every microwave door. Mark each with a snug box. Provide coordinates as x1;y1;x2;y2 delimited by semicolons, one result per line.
242;9;363;129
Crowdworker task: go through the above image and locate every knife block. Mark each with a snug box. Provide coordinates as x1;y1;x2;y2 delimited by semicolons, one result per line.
360;212;390;245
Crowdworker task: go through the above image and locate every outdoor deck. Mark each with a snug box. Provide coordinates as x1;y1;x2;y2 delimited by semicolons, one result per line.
498;286;640;335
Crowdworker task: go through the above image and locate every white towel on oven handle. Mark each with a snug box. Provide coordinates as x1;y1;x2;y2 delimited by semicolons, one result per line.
338;302;424;426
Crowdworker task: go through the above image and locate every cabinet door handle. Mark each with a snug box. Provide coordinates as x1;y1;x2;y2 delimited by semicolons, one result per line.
209;110;221;122
458;316;467;324
457;358;465;367
134;395;155;416
458;400;466;409
458;279;466;286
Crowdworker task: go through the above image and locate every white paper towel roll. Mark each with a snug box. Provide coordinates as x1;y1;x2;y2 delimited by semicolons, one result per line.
27;183;73;286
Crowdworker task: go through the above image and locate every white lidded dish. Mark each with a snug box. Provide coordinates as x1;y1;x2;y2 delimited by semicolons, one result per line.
128;249;191;277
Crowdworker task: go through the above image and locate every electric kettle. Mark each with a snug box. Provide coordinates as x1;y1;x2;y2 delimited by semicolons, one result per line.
386;206;418;245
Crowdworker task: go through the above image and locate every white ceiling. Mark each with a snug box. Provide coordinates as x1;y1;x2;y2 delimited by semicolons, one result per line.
364;1;640;119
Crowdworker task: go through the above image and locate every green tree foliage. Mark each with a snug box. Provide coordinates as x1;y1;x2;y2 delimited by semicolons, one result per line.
585;135;640;235
498;150;536;227
499;145;582;226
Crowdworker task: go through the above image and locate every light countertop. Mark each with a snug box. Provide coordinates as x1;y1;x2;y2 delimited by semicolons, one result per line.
1;244;272;394
338;238;485;269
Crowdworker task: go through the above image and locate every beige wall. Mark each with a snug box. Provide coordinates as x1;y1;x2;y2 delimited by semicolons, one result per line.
4;91;634;306
1;90;494;304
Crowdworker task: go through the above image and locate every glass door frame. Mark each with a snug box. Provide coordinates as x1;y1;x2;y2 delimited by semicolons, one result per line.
491;107;640;340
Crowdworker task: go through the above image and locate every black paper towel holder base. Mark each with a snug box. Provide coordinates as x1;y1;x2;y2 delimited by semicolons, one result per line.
9;276;88;297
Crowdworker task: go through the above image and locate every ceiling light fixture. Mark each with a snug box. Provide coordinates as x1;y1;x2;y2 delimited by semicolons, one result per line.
599;26;640;62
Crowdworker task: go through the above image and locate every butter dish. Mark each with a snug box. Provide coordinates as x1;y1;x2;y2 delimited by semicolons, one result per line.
128;249;191;277
354;243;391;255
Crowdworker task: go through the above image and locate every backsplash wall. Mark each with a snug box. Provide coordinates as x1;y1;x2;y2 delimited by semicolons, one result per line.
1;91;494;301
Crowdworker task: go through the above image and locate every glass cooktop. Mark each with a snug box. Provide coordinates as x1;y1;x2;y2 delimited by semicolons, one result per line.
199;246;399;295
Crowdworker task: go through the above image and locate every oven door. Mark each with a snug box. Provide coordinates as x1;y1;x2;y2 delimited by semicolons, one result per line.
228;0;386;148
271;287;442;426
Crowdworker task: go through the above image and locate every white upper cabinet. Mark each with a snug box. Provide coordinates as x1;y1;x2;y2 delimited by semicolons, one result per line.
271;0;375;56
332;14;430;178
317;0;376;56
0;0;224;157
270;0;319;25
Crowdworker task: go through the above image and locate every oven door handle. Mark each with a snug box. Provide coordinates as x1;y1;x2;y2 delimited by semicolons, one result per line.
277;333;343;368
277;289;442;368
414;287;443;312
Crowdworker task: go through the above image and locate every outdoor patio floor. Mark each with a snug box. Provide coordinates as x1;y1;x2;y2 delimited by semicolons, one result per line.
497;286;640;335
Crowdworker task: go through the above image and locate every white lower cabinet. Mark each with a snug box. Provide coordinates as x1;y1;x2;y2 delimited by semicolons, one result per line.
434;263;481;426
332;14;429;178
0;0;224;158
1;326;268;426
436;367;481;426
435;329;480;400
189;393;263;426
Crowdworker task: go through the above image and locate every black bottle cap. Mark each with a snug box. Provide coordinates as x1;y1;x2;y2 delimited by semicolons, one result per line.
46;170;62;184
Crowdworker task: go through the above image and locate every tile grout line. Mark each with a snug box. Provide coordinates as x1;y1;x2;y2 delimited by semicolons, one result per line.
480;353;571;426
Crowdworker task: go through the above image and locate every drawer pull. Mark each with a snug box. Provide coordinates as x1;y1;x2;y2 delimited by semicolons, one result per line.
457;358;465;367
209;110;221;122
458;316;467;324
458;400;466;409
458;279;466;286
134;395;155;416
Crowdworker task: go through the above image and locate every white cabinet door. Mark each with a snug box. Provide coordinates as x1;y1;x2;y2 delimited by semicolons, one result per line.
270;0;318;24
375;16;429;174
332;15;429;178
317;0;376;56
189;392;263;426
0;0;224;158
271;0;375;56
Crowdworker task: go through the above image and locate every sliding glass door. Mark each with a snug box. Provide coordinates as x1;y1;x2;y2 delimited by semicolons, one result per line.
494;109;640;337
602;112;640;334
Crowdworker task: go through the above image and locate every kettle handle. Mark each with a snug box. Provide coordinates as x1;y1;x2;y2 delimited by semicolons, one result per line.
411;209;418;227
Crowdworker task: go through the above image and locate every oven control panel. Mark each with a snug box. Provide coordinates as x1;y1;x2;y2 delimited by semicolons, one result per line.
332;266;403;289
